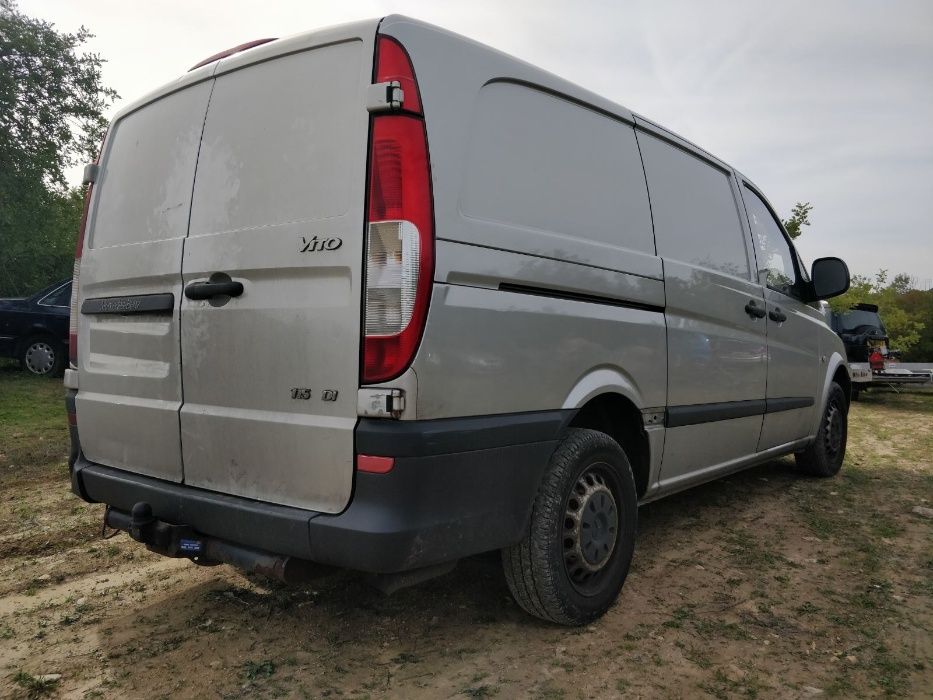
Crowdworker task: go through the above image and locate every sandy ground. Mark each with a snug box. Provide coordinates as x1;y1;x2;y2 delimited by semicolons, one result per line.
1;380;931;699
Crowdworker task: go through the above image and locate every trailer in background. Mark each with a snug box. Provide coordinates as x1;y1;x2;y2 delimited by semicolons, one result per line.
827;303;932;399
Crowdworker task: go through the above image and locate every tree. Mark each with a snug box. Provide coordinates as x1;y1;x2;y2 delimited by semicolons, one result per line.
782;202;812;240
897;289;933;361
0;1;117;295
829;270;926;355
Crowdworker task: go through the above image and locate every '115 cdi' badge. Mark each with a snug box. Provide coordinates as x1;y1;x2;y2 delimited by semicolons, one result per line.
290;388;338;401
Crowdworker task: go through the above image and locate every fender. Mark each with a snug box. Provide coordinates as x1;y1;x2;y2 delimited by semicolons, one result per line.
561;365;646;411
561;365;665;501
812;351;848;438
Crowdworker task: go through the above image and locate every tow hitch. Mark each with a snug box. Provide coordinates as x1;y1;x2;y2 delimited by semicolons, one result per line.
105;502;328;583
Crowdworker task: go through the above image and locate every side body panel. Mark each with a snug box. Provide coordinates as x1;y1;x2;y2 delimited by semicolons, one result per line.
380;17;667;423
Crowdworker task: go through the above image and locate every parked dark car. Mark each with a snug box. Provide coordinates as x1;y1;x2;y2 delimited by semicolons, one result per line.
0;280;71;376
829;303;889;362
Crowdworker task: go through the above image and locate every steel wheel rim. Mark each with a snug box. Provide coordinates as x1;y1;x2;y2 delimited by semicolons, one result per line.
563;463;619;594
824;398;843;458
25;342;55;375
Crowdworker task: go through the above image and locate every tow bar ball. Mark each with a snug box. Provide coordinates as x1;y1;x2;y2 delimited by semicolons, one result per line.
129;502;155;542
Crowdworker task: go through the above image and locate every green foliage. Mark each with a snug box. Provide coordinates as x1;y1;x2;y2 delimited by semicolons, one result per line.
781;201;812;240
897;288;933;361
829;270;927;355
0;1;117;296
0;185;83;294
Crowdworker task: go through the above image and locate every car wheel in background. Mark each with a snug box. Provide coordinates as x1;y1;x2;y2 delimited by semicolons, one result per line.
20;336;66;377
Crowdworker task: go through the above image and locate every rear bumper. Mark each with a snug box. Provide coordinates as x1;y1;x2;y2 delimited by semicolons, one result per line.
70;411;569;573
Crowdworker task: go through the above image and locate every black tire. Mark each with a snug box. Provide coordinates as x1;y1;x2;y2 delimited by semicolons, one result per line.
502;428;638;626
851;386;860;402
19;335;66;377
795;382;848;477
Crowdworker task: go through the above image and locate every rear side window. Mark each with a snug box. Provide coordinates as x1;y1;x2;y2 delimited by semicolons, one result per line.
90;82;213;248
742;185;799;296
638;133;750;278
460;83;655;255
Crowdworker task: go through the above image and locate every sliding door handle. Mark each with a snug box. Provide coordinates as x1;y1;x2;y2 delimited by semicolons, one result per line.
744;300;766;319
769;308;787;323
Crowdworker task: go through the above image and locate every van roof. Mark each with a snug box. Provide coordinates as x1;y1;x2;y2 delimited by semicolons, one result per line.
106;14;756;202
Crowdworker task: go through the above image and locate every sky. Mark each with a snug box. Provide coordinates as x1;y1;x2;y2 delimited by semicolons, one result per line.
19;0;933;285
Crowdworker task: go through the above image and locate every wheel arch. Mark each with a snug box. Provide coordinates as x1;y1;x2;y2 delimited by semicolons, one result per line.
833;364;852;405
566;392;651;499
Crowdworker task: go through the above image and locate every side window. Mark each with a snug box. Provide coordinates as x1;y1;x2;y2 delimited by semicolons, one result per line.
638;132;750;277
460;83;655;254
742;186;799;297
41;283;71;307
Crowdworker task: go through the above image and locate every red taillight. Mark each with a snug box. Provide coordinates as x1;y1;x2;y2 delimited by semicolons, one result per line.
356;454;395;474
362;36;433;384
374;36;422;115
69;181;93;366
70;136;105;367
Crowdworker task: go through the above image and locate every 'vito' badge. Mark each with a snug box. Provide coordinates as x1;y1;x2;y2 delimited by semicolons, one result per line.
299;235;342;252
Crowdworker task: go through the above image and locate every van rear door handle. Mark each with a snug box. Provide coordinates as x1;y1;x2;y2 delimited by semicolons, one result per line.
184;280;244;300
769;308;787;323
744;300;766;319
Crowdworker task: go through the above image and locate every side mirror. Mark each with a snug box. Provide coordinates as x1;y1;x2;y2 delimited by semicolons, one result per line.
809;257;850;300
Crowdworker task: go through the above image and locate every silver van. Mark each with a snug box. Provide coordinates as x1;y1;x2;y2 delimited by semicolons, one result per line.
65;16;852;625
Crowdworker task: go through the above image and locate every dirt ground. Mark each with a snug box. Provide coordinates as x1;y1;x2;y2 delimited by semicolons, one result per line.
1;365;931;699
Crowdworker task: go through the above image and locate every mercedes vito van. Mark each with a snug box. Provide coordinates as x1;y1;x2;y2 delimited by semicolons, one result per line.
65;15;852;625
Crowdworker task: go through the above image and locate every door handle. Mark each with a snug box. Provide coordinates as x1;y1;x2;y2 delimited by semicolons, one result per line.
744;300;766;319
769;308;787;323
184;279;244;300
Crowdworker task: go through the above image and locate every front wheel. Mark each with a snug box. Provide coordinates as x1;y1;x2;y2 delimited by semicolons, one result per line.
502;428;638;625
795;382;848;477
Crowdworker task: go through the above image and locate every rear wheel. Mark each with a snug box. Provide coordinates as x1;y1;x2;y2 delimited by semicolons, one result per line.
795;382;848;477
20;336;65;377
502;428;638;625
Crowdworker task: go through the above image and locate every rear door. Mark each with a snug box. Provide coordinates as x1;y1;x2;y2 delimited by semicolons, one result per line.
75;80;213;481
178;36;373;513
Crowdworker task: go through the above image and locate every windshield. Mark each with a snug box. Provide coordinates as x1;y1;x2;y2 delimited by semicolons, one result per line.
837;309;885;333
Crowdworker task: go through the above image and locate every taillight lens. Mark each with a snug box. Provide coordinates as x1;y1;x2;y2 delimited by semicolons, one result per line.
69;181;94;366
373;36;422;114
362;37;433;384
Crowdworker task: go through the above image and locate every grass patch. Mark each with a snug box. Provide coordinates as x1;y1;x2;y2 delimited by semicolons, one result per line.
724;528;782;570
0;366;68;483
241;659;276;681
11;670;60;698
